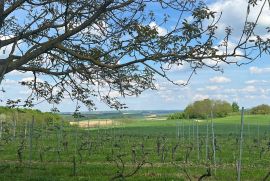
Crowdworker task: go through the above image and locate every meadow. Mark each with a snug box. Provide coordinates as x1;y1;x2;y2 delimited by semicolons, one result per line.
0;113;270;181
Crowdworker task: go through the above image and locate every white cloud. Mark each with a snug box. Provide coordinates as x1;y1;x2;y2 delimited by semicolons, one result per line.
224;88;238;94
0;78;18;88
197;87;204;91
19;89;32;95
58;21;108;37
206;86;221;91
88;21;108;37
249;66;270;74
259;88;270;95
154;82;167;91
193;94;209;101
209;0;270;37
21;77;43;83
223;86;269;95
0;35;23;60
163;95;174;102
245;95;256;99
241;85;257;93
202;41;244;67
149;22;167;36
260;94;270;99
175;79;187;85
109;91;121;97
178;95;185;99
245;80;268;84
2;79;17;85
212;94;229;99
0;35;15;59
197;85;221;91
166;63;187;72
209;76;231;83
7;70;32;77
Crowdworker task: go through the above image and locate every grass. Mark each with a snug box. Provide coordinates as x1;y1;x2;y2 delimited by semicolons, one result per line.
0;114;270;180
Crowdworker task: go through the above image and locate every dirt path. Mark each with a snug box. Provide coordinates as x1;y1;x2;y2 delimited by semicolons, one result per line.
69;119;115;128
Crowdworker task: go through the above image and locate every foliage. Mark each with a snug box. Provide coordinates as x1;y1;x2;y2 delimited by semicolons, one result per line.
0;106;60;123
0;0;268;110
250;104;270;115
212;100;233;118
167;112;186;120
232;102;240;112
184;99;232;119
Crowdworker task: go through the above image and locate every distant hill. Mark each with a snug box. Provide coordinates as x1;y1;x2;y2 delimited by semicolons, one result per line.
0;106;60;122
61;110;182;120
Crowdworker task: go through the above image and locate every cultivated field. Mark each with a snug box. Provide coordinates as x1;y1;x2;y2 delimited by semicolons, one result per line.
0;114;270;180
69;119;115;128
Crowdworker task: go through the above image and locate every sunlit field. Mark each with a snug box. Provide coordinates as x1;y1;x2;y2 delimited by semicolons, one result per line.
0;113;270;180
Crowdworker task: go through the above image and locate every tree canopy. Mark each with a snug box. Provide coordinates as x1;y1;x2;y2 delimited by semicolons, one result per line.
0;0;269;110
232;102;240;112
0;106;60;123
184;99;232;119
250;104;270;114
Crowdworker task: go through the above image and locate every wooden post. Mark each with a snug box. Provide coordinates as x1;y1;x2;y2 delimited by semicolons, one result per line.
24;121;27;139
178;122;180;139
29;115;35;177
248;122;250;141
73;155;76;176
105;119;107;135
113;120;115;143
257;120;260;144
57;126;60;163
188;118;191;144
237;107;245;181
182;119;185;143
73;118;78;176
12;112;17;140
196;120;199;161
193;119;195;142
0;119;2;139
40;118;44;163
0;115;2;139
206;116;209;161
88;119;91;152
211;108;216;174
176;122;178;139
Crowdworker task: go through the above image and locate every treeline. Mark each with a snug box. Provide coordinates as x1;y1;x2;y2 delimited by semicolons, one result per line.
0;106;61;123
249;104;270;114
168;99;236;119
169;99;270;120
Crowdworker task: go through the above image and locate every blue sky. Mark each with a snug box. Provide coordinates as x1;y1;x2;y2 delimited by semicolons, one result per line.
1;0;270;112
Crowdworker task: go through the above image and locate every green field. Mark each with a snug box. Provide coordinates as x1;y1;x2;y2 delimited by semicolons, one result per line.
0;114;270;180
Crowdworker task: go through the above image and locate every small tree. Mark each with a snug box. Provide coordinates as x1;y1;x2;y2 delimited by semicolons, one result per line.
232;102;240;112
212;100;232;117
184;99;232;119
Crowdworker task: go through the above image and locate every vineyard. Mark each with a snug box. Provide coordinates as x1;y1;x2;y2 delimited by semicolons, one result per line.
0;112;270;181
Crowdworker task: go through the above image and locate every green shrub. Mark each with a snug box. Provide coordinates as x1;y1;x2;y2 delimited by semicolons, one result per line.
0;106;61;123
167;112;186;120
184;99;232;119
250;104;270;114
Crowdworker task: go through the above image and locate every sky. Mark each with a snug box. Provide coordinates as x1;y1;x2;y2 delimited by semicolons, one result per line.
1;0;270;112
